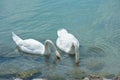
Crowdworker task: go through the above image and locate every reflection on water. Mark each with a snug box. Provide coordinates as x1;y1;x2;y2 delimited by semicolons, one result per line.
0;0;120;79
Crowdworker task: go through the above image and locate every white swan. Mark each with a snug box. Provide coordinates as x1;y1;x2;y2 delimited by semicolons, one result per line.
12;32;61;59
56;28;79;64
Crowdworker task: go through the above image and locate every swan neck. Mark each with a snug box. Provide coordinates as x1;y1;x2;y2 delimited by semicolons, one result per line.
75;45;79;64
45;40;57;51
44;40;61;59
44;40;57;55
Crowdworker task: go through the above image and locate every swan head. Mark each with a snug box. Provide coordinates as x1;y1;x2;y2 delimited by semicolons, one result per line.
57;28;68;37
55;50;61;60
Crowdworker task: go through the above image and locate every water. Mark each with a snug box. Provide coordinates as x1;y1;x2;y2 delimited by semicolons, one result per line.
0;0;120;79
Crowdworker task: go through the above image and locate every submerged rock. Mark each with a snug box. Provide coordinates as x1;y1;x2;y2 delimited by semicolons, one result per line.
16;68;41;78
67;68;86;80
0;58;43;75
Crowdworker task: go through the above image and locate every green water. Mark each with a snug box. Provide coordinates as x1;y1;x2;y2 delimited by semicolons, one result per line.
0;0;120;79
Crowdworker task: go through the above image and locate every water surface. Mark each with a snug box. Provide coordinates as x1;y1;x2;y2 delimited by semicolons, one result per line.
0;0;120;79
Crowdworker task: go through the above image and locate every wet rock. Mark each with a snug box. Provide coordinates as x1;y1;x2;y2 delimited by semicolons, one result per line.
84;77;89;80
14;78;23;80
88;74;103;80
103;78;112;80
91;72;115;79
32;78;46;80
104;74;115;79
84;77;112;80
112;76;120;80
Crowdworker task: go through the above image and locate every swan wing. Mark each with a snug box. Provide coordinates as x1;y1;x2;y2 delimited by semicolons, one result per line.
56;33;79;53
19;39;45;54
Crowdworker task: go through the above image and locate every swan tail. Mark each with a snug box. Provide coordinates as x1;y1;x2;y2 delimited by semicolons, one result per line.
57;28;68;37
12;32;23;45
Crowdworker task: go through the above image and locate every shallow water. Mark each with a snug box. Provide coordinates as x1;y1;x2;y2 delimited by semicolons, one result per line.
0;0;120;79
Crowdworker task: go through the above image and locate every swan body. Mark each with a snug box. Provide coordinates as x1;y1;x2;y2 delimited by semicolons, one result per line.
56;28;79;64
12;32;61;59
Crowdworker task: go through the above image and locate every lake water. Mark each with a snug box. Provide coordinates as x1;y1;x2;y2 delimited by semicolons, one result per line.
0;0;120;79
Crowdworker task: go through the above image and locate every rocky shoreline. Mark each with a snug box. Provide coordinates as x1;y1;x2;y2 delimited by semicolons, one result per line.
14;75;120;80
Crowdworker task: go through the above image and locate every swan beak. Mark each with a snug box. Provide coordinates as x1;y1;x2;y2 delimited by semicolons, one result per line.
55;50;61;60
